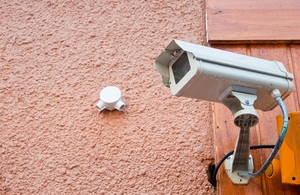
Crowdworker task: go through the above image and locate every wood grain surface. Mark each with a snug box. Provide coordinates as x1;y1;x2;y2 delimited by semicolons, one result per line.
206;0;300;44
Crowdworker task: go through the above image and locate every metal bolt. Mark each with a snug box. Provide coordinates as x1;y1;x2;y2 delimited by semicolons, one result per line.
245;100;250;105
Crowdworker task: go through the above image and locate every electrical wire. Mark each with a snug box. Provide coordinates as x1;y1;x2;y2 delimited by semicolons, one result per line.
210;144;275;188
238;95;289;178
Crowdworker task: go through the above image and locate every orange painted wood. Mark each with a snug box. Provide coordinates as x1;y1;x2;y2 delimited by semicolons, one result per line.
212;44;300;194
206;0;300;44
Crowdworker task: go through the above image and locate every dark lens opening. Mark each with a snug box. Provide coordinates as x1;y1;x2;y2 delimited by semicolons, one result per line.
172;52;191;84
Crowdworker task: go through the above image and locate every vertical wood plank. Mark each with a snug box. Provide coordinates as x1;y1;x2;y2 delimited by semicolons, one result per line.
289;45;300;111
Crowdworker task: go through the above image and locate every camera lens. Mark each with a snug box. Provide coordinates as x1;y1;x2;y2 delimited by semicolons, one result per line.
172;52;191;84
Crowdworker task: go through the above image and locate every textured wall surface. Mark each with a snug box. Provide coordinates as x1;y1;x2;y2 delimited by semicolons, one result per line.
0;0;214;194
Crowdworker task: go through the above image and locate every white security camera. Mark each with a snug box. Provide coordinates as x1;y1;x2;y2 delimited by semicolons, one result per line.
155;40;293;112
155;40;294;126
155;40;294;184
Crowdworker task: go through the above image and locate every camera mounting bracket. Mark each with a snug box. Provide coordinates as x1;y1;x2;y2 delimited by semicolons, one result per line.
220;88;258;184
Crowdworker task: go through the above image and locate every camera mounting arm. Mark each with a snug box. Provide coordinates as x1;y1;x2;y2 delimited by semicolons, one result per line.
219;87;258;184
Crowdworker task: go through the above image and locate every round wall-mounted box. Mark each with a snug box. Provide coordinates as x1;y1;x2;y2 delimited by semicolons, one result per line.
96;86;125;111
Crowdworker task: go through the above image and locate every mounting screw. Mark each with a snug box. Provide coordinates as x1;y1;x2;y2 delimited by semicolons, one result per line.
245;100;250;105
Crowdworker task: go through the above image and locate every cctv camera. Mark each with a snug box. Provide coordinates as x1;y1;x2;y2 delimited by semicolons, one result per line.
155;40;294;184
155;40;294;112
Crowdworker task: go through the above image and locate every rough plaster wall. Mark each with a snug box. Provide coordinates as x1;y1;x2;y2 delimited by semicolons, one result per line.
0;0;214;194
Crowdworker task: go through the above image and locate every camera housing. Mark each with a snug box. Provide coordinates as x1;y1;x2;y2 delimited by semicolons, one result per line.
155;40;294;112
155;40;294;184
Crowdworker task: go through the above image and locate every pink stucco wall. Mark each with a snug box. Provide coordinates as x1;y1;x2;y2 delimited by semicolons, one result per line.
0;1;214;194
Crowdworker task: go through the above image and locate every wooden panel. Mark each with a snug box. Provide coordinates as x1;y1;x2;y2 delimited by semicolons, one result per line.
206;0;300;10
212;44;300;194
290;45;300;111
206;0;300;44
